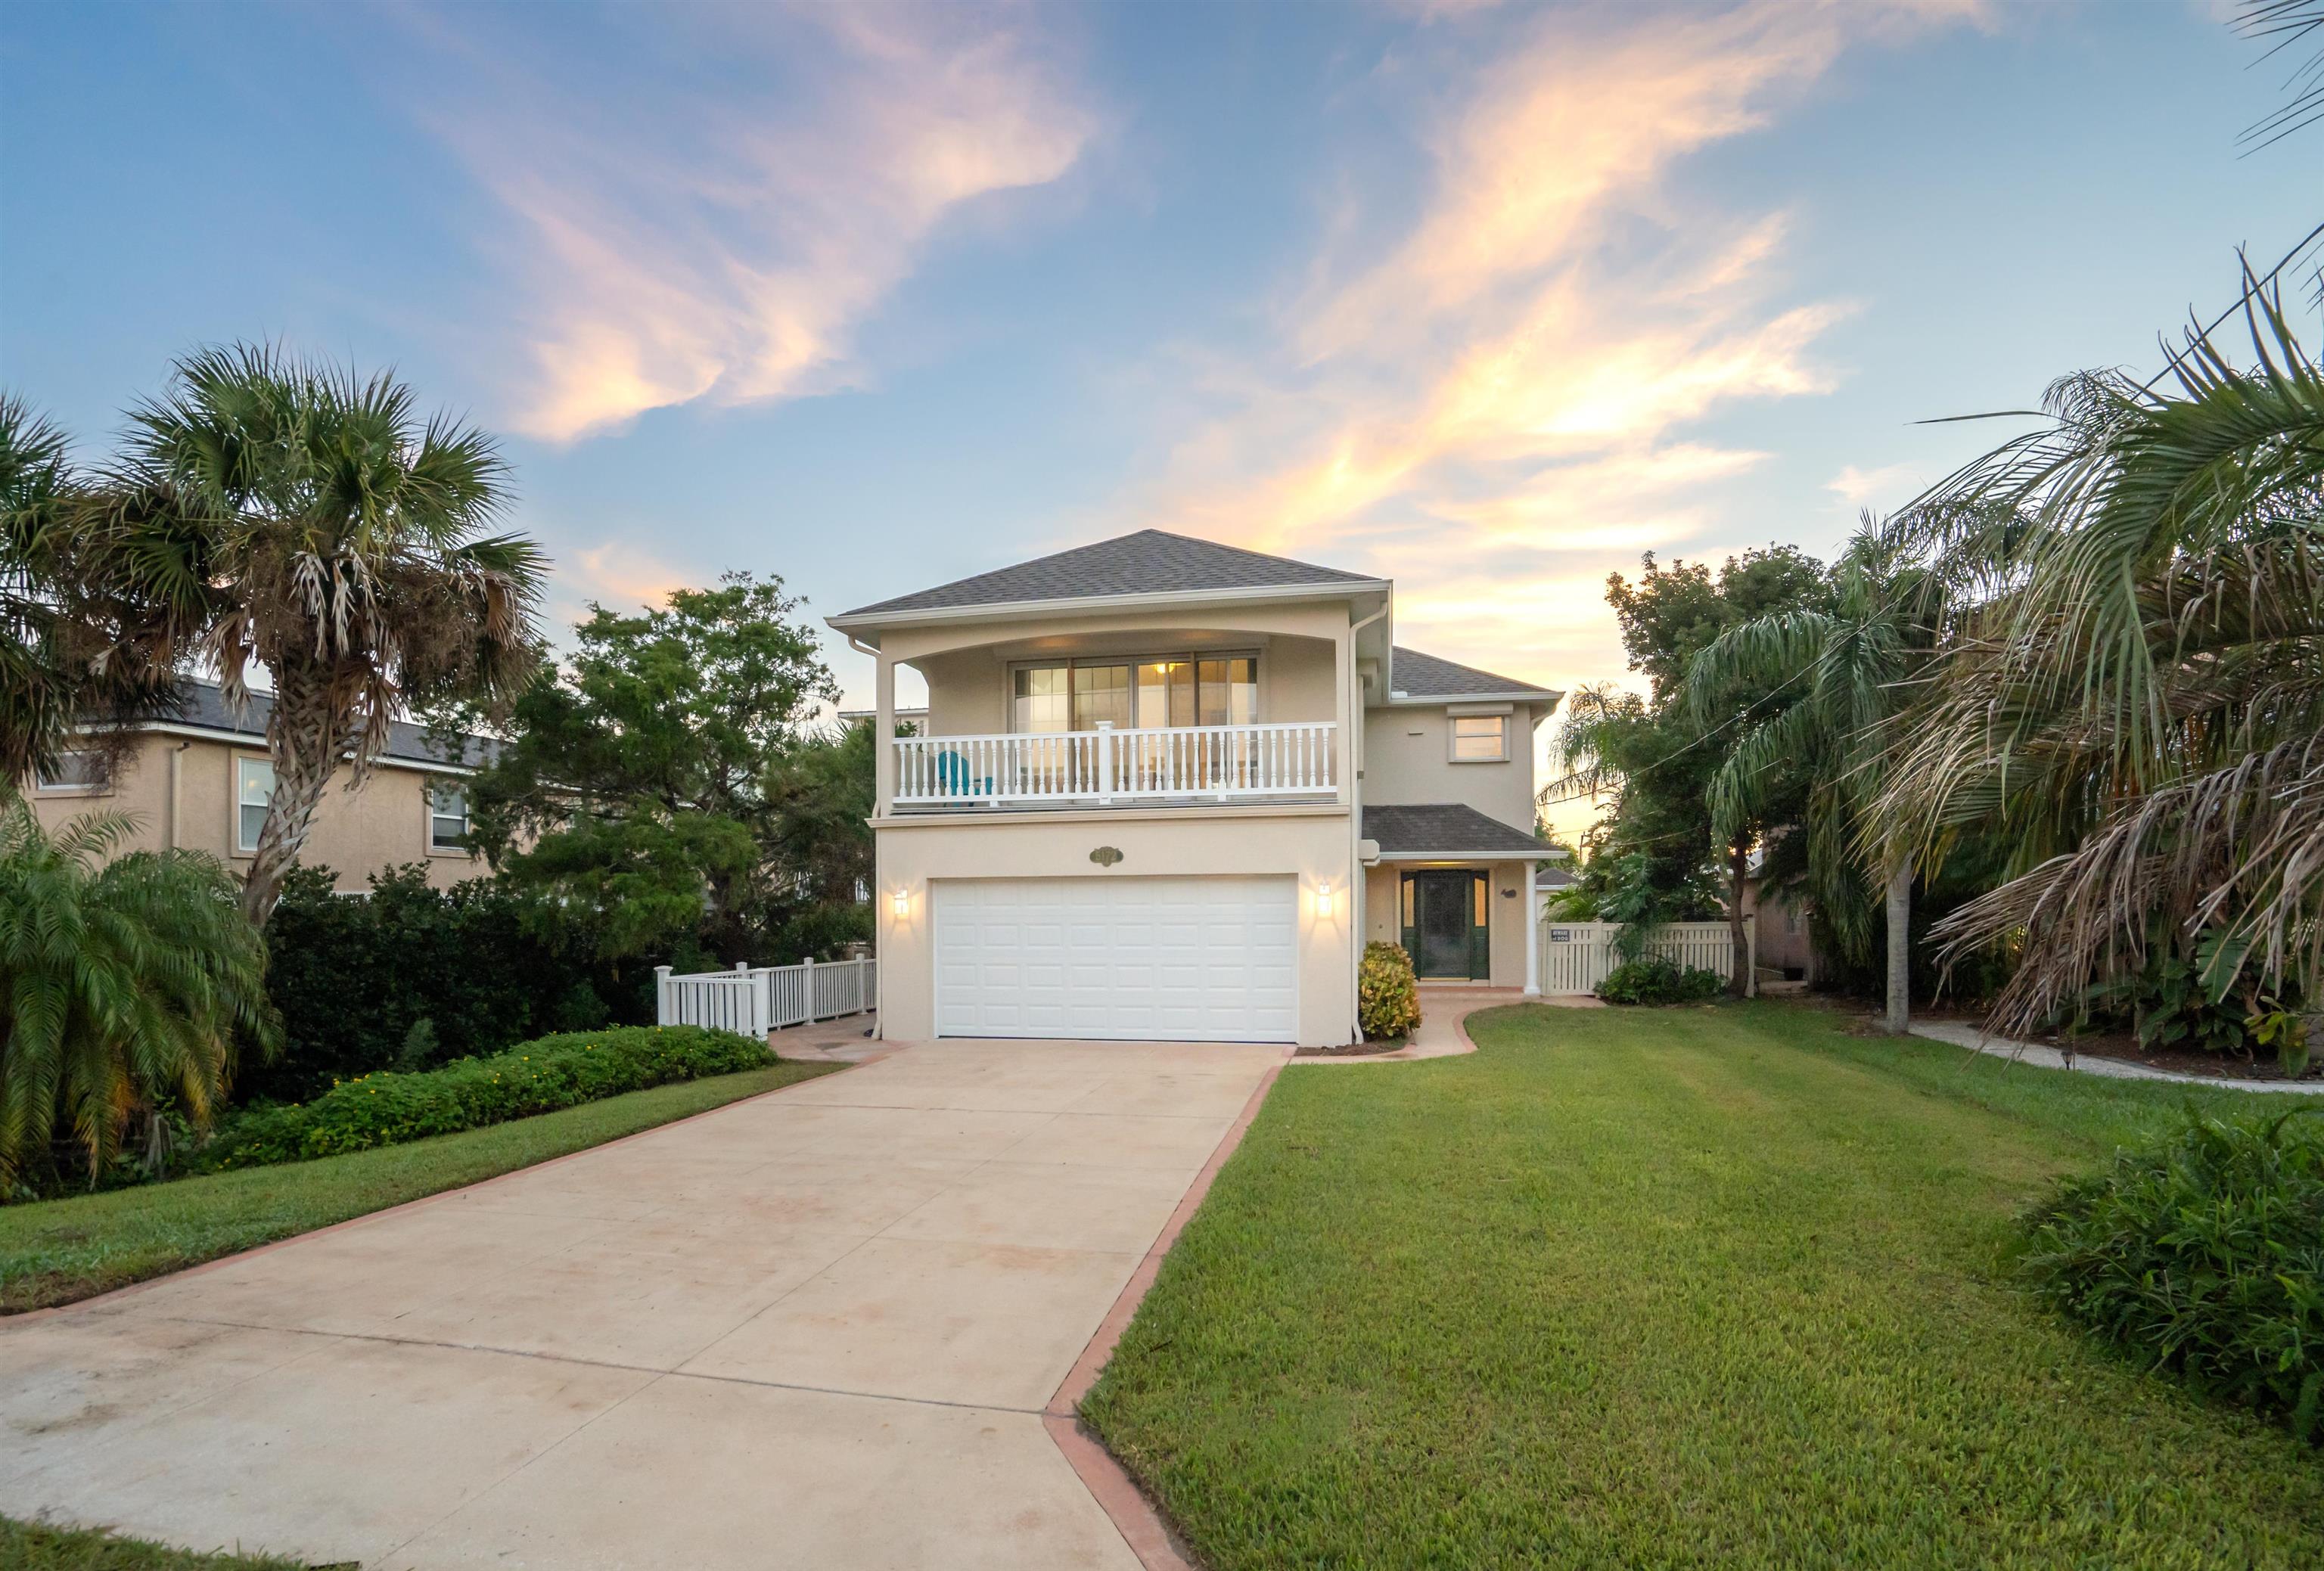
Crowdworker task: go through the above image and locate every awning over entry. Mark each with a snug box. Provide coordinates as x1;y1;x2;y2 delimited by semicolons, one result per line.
1362;803;1546;862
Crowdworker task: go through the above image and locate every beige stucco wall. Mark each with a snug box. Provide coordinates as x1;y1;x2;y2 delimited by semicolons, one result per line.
875;806;1358;1047
1361;700;1543;827
1360;858;1533;988
25;733;486;893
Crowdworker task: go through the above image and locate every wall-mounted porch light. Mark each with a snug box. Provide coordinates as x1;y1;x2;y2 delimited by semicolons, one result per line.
890;889;910;919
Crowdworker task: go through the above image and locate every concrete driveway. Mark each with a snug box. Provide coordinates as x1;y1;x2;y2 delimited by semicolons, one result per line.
0;1038;1285;1569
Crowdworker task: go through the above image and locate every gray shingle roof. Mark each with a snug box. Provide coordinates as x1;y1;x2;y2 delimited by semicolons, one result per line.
138;681;499;768
1363;803;1547;859
838;529;1379;619
1535;864;1577;890
1390;647;1555;700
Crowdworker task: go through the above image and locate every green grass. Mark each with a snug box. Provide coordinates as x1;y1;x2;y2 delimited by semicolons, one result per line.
0;1060;836;1313
0;1516;310;1569
1083;1001;2324;1570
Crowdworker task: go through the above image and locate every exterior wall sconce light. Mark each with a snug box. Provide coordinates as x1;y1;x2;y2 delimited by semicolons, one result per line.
890;890;909;918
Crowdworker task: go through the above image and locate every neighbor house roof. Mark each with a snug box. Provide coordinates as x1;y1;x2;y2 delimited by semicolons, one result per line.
1389;647;1558;703
100;681;499;772
1535;864;1577;890
1363;803;1549;861
834;529;1383;622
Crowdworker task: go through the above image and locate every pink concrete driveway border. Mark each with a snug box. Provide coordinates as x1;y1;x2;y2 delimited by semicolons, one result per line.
1041;1057;1286;1571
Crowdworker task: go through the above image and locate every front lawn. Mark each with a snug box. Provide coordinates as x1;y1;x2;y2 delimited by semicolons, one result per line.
0;1516;306;1569
0;1060;835;1312
1083;1001;2324;1569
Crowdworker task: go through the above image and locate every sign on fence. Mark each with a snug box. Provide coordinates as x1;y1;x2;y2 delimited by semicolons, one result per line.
1537;922;1735;996
655;956;878;1036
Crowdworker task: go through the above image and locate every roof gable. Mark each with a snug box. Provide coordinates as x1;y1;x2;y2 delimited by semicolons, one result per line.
837;529;1378;620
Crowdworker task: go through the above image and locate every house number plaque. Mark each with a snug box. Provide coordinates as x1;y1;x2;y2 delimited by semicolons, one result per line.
1090;846;1125;866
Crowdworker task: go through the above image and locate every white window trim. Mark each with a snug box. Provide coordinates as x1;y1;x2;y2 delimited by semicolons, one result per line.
428;779;471;855
1005;650;1264;734
234;753;275;855
1446;711;1512;765
33;749;112;796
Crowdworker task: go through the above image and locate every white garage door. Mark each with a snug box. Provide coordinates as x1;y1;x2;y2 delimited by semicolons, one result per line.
934;876;1298;1042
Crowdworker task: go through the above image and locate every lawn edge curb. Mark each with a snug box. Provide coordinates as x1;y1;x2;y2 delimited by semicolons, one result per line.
8;1054;859;1321
1043;1052;1288;1571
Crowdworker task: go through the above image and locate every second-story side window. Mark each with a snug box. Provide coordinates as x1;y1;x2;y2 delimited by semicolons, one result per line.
236;756;275;852
1450;714;1509;762
430;781;471;851
1013;666;1070;732
35;750;110;793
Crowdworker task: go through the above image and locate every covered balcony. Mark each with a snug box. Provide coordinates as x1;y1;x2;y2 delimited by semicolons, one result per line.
879;636;1347;814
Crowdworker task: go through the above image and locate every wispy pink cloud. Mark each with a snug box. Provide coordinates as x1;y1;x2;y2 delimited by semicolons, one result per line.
1136;0;1973;691
421;5;1096;442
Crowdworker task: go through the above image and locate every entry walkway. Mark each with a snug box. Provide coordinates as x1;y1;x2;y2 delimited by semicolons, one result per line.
1;1039;1287;1569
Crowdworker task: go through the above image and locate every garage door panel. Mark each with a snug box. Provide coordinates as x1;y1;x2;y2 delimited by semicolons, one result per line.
934;875;1298;1042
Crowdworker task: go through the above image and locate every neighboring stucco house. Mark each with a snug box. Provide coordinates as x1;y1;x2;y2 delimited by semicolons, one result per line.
23;681;495;894
827;529;1562;1048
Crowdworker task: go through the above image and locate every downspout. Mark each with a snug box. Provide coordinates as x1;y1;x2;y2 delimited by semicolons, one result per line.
165;740;191;849
1344;600;1390;1043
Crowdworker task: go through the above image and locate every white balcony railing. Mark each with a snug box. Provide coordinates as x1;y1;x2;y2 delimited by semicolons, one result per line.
892;721;1337;809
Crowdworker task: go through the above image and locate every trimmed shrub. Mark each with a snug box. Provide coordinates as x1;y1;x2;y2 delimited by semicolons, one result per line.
1596;957;1726;1006
1359;941;1422;1041
257;865;646;1102
198;1025;768;1169
2018;1108;2324;1441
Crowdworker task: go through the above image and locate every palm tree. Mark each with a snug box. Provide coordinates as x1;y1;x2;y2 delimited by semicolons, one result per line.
0;396;188;781
98;345;547;924
0;793;277;1185
1682;513;1978;1029
1891;278;2324;1038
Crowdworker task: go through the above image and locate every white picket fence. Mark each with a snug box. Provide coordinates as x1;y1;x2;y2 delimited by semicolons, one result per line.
1538;921;1735;995
655;957;878;1037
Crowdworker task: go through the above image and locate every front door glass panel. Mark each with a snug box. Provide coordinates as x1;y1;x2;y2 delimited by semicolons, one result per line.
1403;870;1489;980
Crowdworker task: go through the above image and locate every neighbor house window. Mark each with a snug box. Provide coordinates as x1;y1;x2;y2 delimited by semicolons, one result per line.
430;781;470;851
236;756;275;852
35;750;110;793
1450;714;1508;762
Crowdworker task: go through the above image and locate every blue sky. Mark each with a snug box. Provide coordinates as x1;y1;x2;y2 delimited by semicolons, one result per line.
2;0;2311;728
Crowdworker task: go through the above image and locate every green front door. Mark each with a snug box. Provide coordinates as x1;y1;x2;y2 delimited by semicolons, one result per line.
1402;870;1488;980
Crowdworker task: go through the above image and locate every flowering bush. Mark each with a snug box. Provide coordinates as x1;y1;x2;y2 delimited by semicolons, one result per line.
1359;941;1423;1041
197;1026;768;1169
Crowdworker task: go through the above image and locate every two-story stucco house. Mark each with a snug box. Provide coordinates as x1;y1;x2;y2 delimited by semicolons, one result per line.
828;529;1561;1048
23;681;496;893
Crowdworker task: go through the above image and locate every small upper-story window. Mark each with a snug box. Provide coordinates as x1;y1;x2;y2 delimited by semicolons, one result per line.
236;756;275;852
430;781;471;851
35;750;110;793
1450;714;1508;762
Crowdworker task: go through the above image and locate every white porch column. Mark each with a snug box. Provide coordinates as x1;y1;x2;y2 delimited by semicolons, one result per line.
1524;877;1542;995
873;651;896;815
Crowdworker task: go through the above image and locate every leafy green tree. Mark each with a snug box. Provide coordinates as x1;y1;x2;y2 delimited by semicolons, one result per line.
0;793;278;1186
760;716;877;958
85;345;547;925
471;573;842;963
1685;514;1965;1028
1549;547;1829;964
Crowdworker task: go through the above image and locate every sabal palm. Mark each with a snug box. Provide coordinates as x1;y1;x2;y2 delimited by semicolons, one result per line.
0;396;186;781
102;345;547;924
1892;281;2324;1034
1682;514;1962;1029
0;793;277;1184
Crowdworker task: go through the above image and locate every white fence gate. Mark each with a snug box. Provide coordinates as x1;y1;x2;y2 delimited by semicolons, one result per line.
1538;921;1736;996
655;956;878;1037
